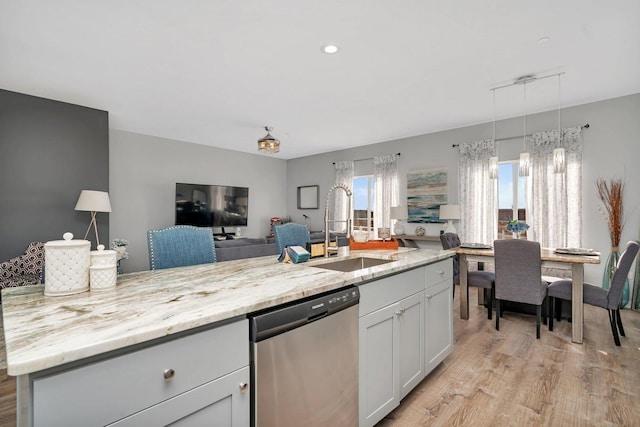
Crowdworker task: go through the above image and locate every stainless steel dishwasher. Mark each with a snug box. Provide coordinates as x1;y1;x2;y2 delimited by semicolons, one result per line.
249;286;359;427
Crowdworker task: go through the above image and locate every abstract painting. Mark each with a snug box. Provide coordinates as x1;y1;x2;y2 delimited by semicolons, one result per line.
407;168;447;223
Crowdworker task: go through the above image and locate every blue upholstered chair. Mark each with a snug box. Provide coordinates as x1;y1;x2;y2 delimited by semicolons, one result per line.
147;225;216;270
494;239;548;339
547;240;640;346
273;223;310;254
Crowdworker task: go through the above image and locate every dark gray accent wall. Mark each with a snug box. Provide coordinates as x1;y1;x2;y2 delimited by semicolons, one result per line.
0;89;109;261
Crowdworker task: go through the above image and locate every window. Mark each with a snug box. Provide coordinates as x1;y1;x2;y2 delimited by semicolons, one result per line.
353;175;374;232
497;161;527;238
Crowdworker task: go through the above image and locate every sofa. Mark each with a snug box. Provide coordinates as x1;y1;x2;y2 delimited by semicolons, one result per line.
214;232;349;262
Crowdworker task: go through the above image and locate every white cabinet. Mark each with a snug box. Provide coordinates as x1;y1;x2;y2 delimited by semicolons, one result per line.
359;301;400;427
358;268;425;427
425;280;454;373
398;291;425;399
424;260;454;374
25;319;249;427
358;259;454;427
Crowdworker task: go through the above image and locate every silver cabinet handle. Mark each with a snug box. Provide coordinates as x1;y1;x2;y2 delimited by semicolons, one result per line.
163;368;175;381
426;294;433;300
438;270;445;277
239;382;249;393
395;308;406;316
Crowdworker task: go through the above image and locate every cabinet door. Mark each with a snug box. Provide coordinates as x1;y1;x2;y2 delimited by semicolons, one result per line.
398;291;425;400
425;280;454;374
359;303;400;427
108;366;250;427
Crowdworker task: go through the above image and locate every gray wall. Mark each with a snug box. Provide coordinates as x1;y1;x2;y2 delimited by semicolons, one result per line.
286;93;640;285
109;130;288;273
0;89;109;261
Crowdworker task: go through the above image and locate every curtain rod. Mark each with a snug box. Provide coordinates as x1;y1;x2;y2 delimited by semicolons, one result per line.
451;124;589;148
332;152;400;165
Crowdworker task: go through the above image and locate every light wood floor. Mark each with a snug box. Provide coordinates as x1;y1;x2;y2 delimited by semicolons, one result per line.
0;287;638;426
379;287;640;427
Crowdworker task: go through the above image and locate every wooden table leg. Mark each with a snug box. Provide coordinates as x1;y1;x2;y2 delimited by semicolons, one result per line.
460;254;469;319
571;263;584;344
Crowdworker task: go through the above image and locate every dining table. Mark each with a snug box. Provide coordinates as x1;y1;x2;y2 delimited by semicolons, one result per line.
454;245;601;344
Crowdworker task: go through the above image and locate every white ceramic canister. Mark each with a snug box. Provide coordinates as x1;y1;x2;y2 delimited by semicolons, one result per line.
91;244;117;266
44;232;90;296
90;264;117;292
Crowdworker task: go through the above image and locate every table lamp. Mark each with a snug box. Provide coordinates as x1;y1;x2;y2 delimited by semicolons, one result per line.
390;206;408;235
439;204;460;235
75;190;112;247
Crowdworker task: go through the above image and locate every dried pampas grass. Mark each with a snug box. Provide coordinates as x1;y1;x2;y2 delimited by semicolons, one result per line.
596;178;624;248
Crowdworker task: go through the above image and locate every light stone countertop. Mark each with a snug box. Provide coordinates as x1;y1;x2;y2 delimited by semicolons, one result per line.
1;248;452;376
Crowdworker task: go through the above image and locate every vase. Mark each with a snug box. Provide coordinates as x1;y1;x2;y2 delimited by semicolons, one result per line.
512;232;521;239
602;247;630;308
633;255;640;310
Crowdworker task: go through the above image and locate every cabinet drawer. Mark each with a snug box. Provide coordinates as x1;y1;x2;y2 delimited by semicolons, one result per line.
108;366;250;427
424;259;452;285
359;267;425;316
32;319;248;427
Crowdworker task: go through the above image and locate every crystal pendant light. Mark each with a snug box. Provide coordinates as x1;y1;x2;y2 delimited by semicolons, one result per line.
489;88;499;179
518;78;530;177
553;74;566;174
257;126;280;154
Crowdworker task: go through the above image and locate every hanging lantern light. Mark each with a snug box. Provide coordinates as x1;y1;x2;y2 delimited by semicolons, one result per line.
257;126;280;154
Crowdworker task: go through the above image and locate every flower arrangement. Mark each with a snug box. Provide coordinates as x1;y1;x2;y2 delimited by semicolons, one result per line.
596;178;624;249
111;238;129;261
506;220;529;234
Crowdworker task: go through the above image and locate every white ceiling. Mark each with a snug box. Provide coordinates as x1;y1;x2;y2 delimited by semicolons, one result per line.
1;1;639;159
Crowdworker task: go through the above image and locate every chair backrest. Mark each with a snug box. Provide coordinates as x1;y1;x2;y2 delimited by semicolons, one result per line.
606;240;640;309
274;223;310;254
440;233;461;277
147;225;216;270
494;239;546;305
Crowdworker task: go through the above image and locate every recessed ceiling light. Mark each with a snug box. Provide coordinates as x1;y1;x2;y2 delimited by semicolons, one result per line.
537;36;551;44
322;44;339;54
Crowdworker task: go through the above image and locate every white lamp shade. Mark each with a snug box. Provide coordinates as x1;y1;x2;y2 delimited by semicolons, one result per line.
390;206;408;220
439;204;460;220
75;190;112;212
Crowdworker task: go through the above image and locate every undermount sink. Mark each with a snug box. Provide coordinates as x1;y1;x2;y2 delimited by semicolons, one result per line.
312;256;393;273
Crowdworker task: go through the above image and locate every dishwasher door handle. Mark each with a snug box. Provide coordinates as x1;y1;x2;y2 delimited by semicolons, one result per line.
308;310;328;322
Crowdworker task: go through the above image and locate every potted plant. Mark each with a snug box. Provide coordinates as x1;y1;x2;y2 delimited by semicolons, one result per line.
506;220;529;239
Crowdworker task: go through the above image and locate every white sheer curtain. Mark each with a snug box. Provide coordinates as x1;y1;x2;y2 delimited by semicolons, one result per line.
458;140;498;244
373;154;399;235
526;126;582;248
332;160;354;233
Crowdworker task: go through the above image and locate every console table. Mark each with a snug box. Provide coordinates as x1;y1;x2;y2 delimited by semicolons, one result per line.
396;235;441;248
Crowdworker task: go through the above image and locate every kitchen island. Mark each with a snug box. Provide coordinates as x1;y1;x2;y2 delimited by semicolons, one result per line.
2;247;453;426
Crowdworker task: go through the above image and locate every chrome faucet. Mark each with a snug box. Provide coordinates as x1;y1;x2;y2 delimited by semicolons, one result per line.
324;184;352;257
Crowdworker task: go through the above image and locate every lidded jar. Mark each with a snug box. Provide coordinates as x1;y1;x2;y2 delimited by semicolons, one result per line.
89;244;117;291
44;232;90;296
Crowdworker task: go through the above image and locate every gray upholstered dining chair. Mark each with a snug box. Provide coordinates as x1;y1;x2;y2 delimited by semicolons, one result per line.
547;240;640;346
440;232;495;320
147;225;216;270
494;239;548;339
274;223;310;254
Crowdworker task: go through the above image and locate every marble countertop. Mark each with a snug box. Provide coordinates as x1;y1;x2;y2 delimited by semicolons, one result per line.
1;248;452;376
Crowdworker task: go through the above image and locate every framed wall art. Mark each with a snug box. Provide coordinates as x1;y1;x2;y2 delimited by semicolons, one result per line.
297;185;319;209
407;168;447;223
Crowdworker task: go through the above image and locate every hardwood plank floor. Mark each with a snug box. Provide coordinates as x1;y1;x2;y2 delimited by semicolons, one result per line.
379;287;640;427
0;286;638;426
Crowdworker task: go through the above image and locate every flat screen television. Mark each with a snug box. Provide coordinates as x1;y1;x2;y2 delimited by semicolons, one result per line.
176;183;248;228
